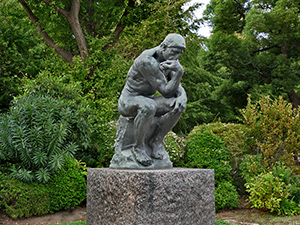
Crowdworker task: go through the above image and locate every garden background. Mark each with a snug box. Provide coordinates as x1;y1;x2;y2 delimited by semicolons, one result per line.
1;0;300;223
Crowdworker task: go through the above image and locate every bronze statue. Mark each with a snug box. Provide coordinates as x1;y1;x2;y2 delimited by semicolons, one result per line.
110;33;187;169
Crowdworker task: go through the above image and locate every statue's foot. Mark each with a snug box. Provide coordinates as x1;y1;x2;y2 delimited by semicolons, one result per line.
132;147;153;166
151;140;166;160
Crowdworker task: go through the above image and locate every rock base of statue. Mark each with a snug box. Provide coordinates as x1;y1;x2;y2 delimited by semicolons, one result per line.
109;115;173;169
87;168;215;225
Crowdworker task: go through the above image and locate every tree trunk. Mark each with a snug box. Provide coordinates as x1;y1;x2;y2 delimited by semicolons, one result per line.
18;0;74;64
67;0;89;60
288;89;299;109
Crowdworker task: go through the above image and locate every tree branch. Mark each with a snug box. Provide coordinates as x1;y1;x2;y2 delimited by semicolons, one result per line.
104;0;135;50
68;0;89;60
41;0;89;61
18;0;74;64
40;0;69;18
251;45;280;54
287;42;300;51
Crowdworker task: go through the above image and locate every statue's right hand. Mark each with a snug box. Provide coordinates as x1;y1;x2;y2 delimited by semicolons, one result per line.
159;60;183;72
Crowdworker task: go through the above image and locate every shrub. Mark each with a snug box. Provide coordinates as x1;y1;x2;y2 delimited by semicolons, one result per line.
194;122;253;163
94;121;117;168
240;154;265;184
245;172;291;215
45;159;87;212
195;122;255;194
215;181;239;211
240;95;300;170
184;131;232;185
21;72;93;151
0;159;87;218
0;94;79;183
183;130;239;210
0;178;50;218
164;131;185;167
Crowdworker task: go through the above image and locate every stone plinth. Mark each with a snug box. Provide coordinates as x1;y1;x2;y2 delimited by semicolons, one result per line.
87;168;215;225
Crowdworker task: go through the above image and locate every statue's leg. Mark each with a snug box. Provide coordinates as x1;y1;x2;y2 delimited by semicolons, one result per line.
149;96;183;159
119;95;157;166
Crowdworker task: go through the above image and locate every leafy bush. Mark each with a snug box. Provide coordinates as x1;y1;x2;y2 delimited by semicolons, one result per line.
194;122;254;166
45;159;87;212
240;154;265;184
240;95;300;170
245;172;291;215
195;122;255;194
215;181;239;211
0;178;50;218
0;94;79;183
183;130;239;210
93;121;117;168
0;159;87;218
21;72;93;150
184;131;232;185
164;131;185;167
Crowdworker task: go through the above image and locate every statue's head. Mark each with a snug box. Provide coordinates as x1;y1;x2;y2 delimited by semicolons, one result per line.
160;33;185;60
161;33;186;50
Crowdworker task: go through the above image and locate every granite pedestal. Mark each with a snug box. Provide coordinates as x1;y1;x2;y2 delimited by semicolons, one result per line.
87;168;215;225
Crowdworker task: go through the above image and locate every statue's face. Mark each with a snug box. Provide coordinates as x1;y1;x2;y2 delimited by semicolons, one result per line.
162;47;184;60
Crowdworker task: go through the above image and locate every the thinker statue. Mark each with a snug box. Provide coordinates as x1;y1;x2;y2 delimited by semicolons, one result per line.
110;33;187;169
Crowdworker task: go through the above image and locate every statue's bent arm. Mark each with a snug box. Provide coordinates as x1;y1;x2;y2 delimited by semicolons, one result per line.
139;57;183;98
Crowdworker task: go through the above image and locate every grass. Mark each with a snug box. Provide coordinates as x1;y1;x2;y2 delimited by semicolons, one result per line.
216;221;234;225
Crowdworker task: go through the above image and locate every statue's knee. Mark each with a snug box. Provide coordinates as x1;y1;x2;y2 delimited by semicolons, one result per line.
140;103;157;117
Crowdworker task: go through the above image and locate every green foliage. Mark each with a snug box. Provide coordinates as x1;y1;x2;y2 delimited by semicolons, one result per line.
183;129;239;211
0;92;86;182
164;131;185;167
21;71;93;149
0;159;86;218
215;181;240;211
202;0;300;119
196;122;255;194
0;0;50;111
240;154;265;184
45;159;87;212
240;95;300;170
0;178;50;218
216;221;234;225
184;131;232;185
194;122;253;166
94;121;117;168
245;172;292;215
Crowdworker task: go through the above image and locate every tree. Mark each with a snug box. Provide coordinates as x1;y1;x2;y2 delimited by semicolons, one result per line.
17;0;201;63
0;0;51;111
202;0;300;114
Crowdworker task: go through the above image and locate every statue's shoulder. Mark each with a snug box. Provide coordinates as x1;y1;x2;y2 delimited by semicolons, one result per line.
136;47;158;65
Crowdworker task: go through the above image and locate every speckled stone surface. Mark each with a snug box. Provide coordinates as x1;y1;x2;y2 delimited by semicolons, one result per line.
87;168;215;225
